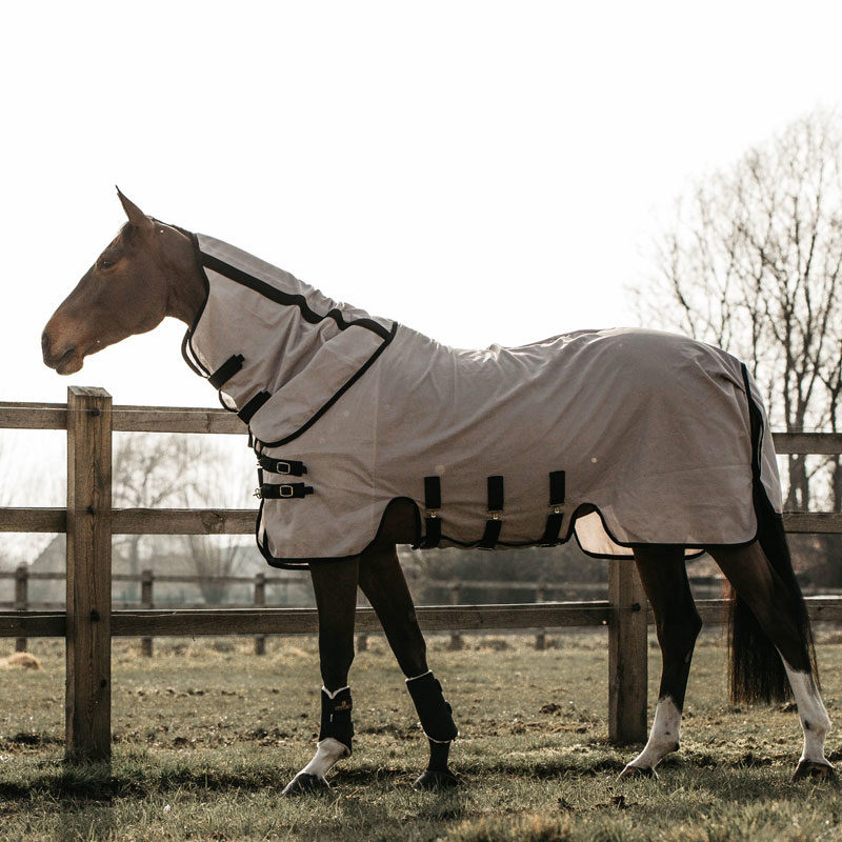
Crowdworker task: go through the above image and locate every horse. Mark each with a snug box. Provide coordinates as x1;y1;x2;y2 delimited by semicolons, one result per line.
41;190;833;791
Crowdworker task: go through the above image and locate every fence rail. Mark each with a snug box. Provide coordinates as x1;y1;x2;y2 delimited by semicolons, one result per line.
1;391;841;764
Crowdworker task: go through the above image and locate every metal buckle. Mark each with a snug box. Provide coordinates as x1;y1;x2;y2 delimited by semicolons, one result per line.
274;460;292;475
488;511;503;521
279;484;294;498
253;488;263;499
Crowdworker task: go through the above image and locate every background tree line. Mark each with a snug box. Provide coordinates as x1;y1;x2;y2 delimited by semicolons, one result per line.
636;110;842;583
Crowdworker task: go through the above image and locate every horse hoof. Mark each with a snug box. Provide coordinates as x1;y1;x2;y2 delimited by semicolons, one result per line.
281;773;331;796
413;768;460;790
793;760;835;781
619;764;657;780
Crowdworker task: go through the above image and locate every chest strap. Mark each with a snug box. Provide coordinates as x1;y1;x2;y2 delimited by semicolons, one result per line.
540;470;566;545
256;454;308;476
478;475;504;549
255;482;314;499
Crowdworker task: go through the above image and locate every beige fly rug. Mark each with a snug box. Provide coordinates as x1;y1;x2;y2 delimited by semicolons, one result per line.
182;235;783;569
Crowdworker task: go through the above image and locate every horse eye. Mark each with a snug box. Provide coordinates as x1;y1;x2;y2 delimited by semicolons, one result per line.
99;259;115;271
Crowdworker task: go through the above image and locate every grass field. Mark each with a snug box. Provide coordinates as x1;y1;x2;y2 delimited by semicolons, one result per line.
1;629;842;841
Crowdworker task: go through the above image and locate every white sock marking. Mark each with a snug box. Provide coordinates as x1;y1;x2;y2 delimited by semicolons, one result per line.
298;737;349;780
781;661;832;766
625;695;682;772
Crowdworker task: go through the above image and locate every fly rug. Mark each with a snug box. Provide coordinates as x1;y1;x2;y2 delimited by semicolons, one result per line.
187;236;781;565
41;196;833;794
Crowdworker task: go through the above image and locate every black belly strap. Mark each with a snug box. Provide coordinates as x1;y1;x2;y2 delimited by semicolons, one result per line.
540;470;566;545
421;475;442;548
478;475;504;549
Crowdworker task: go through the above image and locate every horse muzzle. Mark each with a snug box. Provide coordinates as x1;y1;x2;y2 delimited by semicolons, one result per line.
41;329;84;375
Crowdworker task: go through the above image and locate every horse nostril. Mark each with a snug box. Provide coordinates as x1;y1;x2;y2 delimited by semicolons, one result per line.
41;331;52;358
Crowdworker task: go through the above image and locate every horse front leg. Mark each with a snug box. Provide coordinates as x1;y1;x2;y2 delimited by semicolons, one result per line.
358;542;459;789
282;556;359;795
620;546;702;778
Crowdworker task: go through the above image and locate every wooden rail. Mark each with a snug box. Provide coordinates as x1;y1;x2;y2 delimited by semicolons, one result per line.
1;393;841;762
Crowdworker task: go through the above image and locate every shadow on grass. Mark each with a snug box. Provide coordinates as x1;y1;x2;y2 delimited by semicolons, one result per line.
0;749;836;811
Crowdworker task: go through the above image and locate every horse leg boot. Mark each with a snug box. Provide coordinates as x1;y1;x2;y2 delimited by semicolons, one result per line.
709;541;833;780
358;542;459;789
621;546;702;778
282;557;360;795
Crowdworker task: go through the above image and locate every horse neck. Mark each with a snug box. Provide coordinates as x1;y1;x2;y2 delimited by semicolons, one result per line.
163;228;207;326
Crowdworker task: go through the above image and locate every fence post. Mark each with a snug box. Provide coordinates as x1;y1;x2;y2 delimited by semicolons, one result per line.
65;386;112;764
608;559;648;744
141;570;154;657
534;581;546;651
448;582;463;650
254;572;266;655
14;564;28;653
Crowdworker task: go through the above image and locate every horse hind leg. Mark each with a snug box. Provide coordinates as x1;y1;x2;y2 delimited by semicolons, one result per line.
709;540;833;780
620;545;702;779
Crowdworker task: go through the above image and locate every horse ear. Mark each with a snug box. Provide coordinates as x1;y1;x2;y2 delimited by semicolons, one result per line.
116;187;152;229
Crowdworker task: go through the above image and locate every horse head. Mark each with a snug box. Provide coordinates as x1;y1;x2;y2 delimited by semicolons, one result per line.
42;190;203;375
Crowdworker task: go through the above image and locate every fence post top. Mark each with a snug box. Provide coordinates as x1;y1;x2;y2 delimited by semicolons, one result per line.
68;386;112;400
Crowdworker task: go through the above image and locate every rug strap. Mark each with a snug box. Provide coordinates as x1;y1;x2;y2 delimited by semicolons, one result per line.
421;476;442;548
478;475;504;549
256;454;308;476
208;353;244;389
255;482;314;499
540;470;566;545
238;390;271;423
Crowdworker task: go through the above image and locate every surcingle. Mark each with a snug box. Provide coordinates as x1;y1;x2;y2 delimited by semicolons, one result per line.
183;235;783;569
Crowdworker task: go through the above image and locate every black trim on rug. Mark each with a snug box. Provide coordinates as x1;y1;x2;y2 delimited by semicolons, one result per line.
200;251;393;341
252;320;398;448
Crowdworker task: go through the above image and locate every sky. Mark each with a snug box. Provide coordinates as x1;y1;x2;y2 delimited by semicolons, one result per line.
3;0;842;412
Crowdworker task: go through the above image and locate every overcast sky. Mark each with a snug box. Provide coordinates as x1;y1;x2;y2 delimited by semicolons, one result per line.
3;0;842;410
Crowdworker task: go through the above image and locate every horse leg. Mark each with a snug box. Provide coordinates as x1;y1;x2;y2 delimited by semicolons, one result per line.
708;541;833;780
282;556;359;795
620;545;702;778
358;542;459;789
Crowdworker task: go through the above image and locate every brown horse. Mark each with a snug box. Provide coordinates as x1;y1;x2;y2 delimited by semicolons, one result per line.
42;190;833;791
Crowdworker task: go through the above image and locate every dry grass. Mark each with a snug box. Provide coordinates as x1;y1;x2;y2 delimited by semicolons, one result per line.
0;651;41;669
0;630;841;840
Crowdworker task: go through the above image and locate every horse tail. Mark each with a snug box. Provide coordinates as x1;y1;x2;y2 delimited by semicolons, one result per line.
727;489;818;705
728;365;817;705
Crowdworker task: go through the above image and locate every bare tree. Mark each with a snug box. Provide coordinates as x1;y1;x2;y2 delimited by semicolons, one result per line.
113;433;197;577
113;433;255;603
638;111;842;513
178;437;255;605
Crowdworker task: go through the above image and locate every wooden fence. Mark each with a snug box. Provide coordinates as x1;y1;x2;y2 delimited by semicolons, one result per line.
1;387;842;764
0;568;726;656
